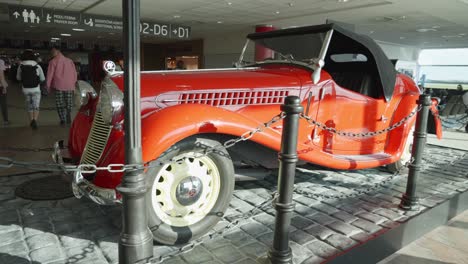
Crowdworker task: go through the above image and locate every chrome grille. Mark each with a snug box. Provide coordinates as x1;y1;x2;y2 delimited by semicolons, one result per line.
178;90;289;106
80;111;112;165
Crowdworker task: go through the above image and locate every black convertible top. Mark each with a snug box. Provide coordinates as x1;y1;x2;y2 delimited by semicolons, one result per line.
247;23;397;101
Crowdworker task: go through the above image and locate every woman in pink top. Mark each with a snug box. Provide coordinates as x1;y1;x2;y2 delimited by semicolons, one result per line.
46;47;77;125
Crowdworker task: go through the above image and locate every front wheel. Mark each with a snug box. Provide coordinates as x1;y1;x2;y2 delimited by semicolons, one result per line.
146;137;235;245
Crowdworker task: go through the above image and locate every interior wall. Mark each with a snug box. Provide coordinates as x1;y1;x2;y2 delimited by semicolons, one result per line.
142;39;204;70
202;28;422;69
376;40;421;61
203;28;254;68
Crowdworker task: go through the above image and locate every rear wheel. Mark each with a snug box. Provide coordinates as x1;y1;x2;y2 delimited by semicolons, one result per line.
387;126;414;173
146;138;234;245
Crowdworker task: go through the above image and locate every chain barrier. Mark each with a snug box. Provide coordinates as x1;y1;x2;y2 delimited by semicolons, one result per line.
0;109;421;262
300;106;421;138
0;146;55;153
294;160;411;201
0;113;286;174
146;191;278;264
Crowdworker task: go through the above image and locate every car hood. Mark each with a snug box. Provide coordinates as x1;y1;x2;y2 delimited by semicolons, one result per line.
110;66;305;98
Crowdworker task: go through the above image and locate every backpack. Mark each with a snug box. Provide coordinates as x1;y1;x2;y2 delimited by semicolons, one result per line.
20;65;40;88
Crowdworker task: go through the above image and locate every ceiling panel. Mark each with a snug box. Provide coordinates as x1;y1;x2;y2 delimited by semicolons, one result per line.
0;0;467;48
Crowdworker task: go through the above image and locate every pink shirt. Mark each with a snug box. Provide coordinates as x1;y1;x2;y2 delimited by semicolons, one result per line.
46;54;77;91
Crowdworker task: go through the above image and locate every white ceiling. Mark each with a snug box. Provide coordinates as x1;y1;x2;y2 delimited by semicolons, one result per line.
0;0;467;48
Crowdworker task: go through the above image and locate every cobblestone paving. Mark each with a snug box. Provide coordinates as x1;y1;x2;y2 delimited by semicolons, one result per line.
0;145;467;264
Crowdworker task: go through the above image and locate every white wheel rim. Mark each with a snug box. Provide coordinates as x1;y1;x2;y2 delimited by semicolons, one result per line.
151;152;221;227
400;126;414;164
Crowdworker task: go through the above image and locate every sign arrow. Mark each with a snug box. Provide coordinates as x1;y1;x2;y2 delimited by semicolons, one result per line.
13;11;19;19
172;29;177;34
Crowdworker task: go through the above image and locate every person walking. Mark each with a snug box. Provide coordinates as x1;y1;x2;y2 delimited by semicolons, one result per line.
0;58;9;125
17;50;45;130
46;47;77;126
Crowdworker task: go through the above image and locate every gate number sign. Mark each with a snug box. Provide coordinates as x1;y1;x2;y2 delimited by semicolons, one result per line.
8;5;191;39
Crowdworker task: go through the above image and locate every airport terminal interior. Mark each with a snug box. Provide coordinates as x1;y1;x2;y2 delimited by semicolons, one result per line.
0;0;468;263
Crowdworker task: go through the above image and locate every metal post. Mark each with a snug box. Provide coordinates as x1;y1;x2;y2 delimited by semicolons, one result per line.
117;0;154;263
399;93;431;210
269;96;303;264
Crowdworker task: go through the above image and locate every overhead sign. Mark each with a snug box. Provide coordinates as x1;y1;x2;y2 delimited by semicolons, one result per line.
9;6;43;25
43;9;80;26
81;14;123;31
7;5;191;39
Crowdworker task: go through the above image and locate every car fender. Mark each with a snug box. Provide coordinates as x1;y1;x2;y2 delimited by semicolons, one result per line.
385;92;419;159
141;104;284;163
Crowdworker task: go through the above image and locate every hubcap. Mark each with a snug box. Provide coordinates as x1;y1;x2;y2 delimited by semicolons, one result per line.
176;176;203;206
151;152;221;227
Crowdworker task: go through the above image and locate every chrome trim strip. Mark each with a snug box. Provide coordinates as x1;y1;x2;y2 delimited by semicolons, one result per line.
141;67;259;74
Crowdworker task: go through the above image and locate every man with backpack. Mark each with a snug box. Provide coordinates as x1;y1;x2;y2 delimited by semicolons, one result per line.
17;50;45;130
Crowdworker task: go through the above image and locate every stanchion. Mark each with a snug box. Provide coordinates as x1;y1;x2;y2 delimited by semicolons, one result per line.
117;0;154;263
399;93;432;210
260;96;303;264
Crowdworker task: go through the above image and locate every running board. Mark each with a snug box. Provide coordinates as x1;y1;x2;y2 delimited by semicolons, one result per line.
234;167;271;181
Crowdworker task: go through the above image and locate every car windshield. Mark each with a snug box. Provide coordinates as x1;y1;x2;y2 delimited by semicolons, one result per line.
238;31;327;66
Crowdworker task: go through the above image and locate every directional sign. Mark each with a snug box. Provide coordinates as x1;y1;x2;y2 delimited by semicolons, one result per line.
81;15;123;32
7;4;191;39
9;5;43;25
170;24;191;39
43;9;80;26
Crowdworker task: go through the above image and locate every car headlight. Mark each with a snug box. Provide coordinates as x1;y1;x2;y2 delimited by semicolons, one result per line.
75;80;97;107
98;77;124;125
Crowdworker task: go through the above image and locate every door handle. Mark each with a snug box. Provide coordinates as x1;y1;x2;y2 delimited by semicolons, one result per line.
380;115;388;123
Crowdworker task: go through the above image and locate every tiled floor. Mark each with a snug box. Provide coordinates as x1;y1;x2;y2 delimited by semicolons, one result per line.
379;210;468;264
2;81;468;263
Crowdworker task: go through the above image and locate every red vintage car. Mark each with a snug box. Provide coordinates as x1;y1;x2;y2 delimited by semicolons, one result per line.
54;24;441;244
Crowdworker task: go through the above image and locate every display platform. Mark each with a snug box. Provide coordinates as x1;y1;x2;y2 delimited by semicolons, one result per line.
0;144;466;264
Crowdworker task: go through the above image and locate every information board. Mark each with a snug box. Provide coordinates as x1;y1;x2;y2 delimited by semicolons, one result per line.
7;5;191;39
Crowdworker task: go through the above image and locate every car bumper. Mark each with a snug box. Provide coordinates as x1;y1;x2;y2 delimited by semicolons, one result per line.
52;141;121;205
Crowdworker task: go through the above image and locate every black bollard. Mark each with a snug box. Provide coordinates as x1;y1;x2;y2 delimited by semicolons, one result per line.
399;93;432;210
118;0;154;263
268;96;303;264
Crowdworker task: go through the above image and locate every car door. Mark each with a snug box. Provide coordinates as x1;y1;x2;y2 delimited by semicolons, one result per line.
311;80;393;155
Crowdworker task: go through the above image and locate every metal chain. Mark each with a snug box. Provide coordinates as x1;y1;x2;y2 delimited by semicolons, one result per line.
294;160;411;200
223;112;286;148
0;146;55;152
0;113;286;174
300;106;422;138
147;191;278;264
150;160;411;262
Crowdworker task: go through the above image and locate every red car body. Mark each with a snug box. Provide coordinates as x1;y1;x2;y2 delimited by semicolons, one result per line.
70;66;423;190
57;23;442;244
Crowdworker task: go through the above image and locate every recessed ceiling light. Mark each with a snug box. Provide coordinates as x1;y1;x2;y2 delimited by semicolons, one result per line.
416;28;437;33
227;2;232;5
432;25;441;29
217;21;223;24
173;15;181;18
51;37;60;40
275;11;280;14
287;2;294;7
60;33;71;36
338;0;349;2
72;28;85;32
459;33;466;36
399;36;405;39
